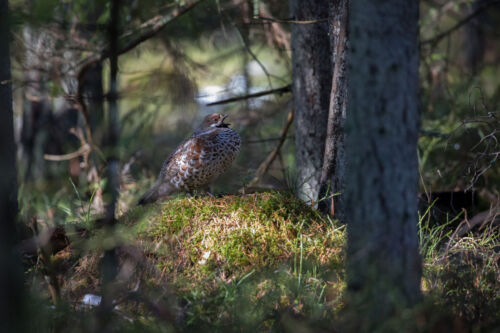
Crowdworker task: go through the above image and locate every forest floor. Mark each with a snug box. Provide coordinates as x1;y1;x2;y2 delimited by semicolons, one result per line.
24;191;500;332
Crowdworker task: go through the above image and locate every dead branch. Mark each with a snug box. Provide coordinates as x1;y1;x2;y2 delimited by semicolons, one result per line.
244;136;293;144
253;16;328;25
43;128;93;168
44;144;90;162
206;84;291;106
458;208;500;236
421;0;500;46
245;109;294;188
230;17;275;89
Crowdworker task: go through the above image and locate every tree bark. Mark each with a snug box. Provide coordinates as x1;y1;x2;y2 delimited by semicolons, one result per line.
345;1;421;329
318;0;349;219
290;0;331;204
0;1;24;331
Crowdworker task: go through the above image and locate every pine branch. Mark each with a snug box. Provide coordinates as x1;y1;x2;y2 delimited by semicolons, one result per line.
244;109;294;188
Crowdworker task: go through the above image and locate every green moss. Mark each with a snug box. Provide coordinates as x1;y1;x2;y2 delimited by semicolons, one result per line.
131;192;343;286
57;191;346;329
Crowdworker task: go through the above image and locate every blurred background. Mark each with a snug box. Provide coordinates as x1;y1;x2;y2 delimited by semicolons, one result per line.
11;0;295;223
10;0;500;224
5;0;500;330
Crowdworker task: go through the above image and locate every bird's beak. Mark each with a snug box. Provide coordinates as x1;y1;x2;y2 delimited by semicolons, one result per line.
220;114;230;127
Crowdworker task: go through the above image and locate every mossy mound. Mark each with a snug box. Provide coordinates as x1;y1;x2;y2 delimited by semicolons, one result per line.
124;191;344;288
61;191;345;329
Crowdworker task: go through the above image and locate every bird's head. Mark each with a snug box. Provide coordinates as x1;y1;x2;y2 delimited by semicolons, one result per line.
201;113;230;129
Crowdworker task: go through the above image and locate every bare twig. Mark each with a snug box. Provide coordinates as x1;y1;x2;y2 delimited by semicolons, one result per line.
253;16;328;25
231;19;275;89
44;144;90;162
451;207;500;239
244;135;293;144
245;109;294;188
206;84;291;106
44;128;93;168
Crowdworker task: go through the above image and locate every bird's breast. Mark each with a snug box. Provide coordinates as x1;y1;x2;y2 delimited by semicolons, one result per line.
169;128;240;190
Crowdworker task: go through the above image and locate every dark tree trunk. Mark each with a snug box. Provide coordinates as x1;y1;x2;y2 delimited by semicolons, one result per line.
318;0;349;219
21;20;53;180
464;0;487;73
290;0;331;204
98;0;120;329
21;2;81;181
345;1;421;329
81;3;105;145
0;1;24;331
82;63;105;132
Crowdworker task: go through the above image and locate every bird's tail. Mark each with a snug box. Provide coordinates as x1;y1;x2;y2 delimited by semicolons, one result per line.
137;182;161;206
137;181;176;205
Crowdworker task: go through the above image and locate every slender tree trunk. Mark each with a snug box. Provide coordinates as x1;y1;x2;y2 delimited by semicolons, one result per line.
345;1;421;330
290;0;331;204
21;19;53;180
0;1;24;331
318;0;349;219
98;0;120;329
81;3;105;144
464;0;486;73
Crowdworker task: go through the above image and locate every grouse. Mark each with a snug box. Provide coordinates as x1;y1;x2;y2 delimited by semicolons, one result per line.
138;113;241;205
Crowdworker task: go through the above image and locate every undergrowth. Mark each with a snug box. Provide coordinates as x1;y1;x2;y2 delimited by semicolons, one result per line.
25;191;500;332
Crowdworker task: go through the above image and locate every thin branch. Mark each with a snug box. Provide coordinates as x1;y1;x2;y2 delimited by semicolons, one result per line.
44;144;90;162
245;109;294;188
254;16;328;25
244;135;293;144
225;13;275;89
451;207;500;240
77;0;204;74
421;0;500;46
206;84;291;106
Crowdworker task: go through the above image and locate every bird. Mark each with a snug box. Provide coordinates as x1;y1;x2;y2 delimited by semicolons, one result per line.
138;113;241;205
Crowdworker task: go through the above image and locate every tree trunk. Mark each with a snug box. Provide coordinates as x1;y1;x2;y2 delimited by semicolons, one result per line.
290;0;331;204
345;1;421;330
98;0;121;330
21;22;53;180
318;0;349;219
0;1;24;331
81;3;105;144
464;0;487;73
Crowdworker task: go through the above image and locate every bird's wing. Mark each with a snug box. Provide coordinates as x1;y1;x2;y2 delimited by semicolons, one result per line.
159;138;190;179
158;128;222;180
